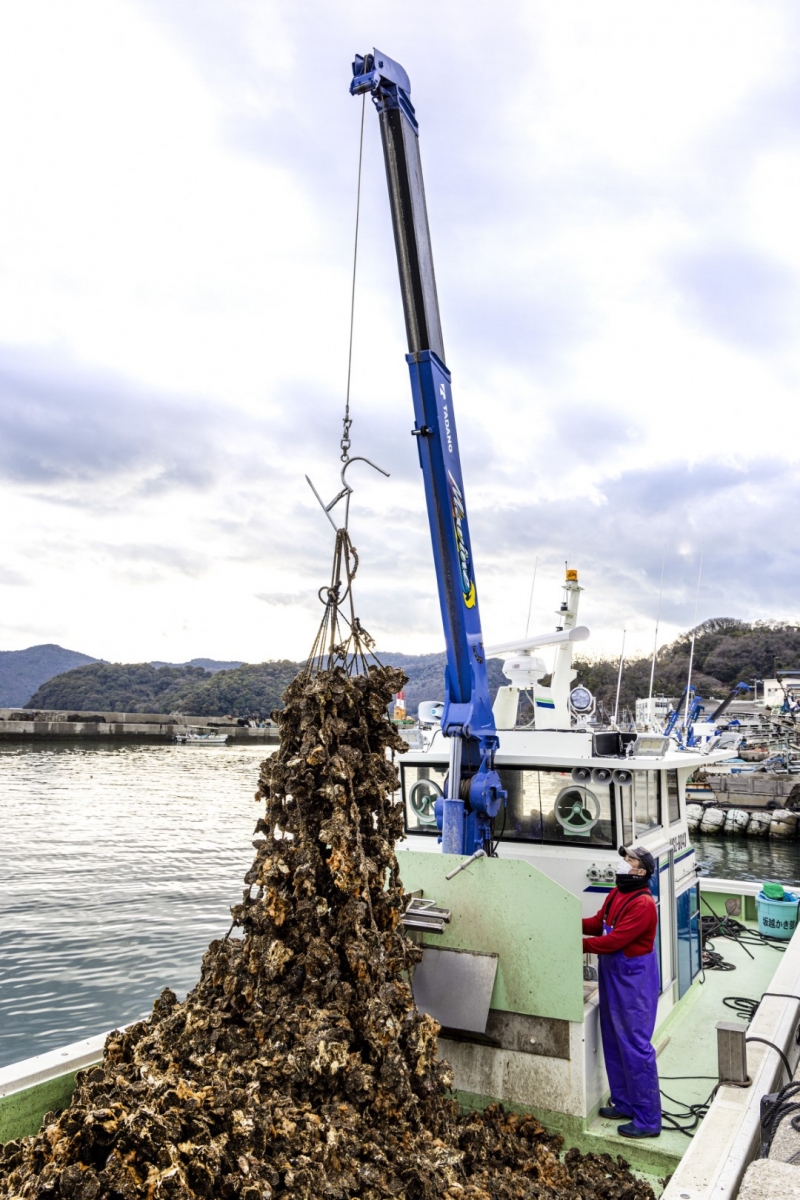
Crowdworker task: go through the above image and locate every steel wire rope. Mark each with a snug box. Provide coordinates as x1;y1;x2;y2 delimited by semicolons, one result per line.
302;97;386;681
341;93;367;464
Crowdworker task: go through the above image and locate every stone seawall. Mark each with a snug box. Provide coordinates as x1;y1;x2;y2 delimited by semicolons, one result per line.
0;708;279;743
688;801;799;839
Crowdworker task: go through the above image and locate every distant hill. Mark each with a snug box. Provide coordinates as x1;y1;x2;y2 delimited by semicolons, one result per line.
379;651;506;714
0;644;99;707
26;660;301;717
572;619;800;717
23;651;503;718
22;620;800;719
149;658;244;674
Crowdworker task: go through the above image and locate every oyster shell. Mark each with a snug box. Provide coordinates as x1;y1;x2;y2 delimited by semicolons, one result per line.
0;666;654;1200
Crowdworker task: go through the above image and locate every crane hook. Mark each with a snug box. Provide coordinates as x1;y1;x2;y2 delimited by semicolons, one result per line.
305;454;390;533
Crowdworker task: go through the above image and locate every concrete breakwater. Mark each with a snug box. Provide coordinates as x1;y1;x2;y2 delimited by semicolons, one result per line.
0;708;279;743
688;802;799;840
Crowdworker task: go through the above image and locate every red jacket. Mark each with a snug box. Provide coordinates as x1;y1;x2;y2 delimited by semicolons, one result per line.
582;887;657;958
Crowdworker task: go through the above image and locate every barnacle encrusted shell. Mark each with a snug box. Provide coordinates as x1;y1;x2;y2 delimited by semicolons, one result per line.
0;666;654;1200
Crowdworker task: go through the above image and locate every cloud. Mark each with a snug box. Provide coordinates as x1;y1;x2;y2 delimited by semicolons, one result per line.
1;2;799;662
0;347;234;489
467;457;800;645
544;404;643;466
669;243;796;349
255;591;315;607
0;566;28;586
100;542;210;578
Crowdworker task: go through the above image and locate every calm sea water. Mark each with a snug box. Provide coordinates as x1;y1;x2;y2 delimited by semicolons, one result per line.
0;743;270;1069
2;743;800;1070
693;833;800;888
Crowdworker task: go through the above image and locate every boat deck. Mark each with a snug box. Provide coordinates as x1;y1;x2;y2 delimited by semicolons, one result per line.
576;920;785;1187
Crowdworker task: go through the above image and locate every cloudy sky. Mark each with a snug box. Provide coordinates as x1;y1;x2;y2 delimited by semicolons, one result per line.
1;0;798;668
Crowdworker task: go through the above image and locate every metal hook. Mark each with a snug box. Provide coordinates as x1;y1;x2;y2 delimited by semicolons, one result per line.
305;455;390;533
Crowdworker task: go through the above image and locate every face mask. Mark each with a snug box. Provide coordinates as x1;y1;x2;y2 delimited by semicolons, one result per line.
616;872;650;893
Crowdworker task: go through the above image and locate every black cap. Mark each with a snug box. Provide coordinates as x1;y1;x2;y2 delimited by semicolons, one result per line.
619;845;656;877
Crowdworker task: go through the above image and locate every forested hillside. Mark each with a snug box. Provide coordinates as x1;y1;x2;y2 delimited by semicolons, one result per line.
23;620;800;719
26;661;299;717
573;619;800;714
25;653;506;719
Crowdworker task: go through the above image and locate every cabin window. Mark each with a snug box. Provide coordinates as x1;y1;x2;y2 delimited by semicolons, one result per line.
666;770;680;825
498;767;616;847
633;770;660;833
620;786;633;845
401;763;448;836
400;764;616;847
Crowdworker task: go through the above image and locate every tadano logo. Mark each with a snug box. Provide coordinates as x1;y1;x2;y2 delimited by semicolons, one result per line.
440;384;453;453
448;470;476;609
442;407;453;453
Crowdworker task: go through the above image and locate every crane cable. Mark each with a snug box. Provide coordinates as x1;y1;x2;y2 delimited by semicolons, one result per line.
341;93;366;464
303;95;381;678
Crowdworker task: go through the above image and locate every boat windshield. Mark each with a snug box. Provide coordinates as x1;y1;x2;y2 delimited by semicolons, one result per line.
400;764;617;848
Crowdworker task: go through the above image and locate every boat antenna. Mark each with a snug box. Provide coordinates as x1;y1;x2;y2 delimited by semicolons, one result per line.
613;628;626;728
524;556;539;638
682;549;704;732
647;545;667;712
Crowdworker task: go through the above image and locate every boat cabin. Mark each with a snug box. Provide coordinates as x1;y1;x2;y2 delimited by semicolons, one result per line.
394;571;731;1133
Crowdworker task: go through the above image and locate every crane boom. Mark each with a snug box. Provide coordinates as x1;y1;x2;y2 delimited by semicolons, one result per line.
351;49;504;856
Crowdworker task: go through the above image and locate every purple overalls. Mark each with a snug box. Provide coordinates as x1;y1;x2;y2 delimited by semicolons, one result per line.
598;894;662;1134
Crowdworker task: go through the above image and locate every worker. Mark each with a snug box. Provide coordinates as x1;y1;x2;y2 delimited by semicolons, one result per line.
583;845;661;1139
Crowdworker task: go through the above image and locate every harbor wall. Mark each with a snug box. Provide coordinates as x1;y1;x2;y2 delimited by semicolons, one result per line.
0;708;279;743
688;802;799;840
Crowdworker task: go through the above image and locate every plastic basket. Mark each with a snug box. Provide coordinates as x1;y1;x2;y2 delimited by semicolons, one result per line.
756;890;799;940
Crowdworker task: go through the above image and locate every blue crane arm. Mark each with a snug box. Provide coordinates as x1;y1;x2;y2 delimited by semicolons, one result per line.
708;682;750;723
664;686;697;737
351;50;504;856
663;706;680;737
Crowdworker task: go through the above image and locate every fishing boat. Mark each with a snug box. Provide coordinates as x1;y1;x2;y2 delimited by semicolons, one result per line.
4;42;799;1200
173;729;229;745
3;574;799;1198
392;570;800;1196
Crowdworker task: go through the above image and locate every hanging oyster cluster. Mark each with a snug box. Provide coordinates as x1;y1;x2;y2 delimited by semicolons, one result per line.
0;665;654;1200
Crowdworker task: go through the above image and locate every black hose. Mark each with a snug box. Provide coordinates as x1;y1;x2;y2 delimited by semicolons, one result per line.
746;1036;793;1081
724;996;760;1022
700;899;789;969
660;1082;719;1136
665;987;800;1139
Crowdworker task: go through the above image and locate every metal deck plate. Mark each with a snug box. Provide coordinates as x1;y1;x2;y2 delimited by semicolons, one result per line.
412;946;499;1033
